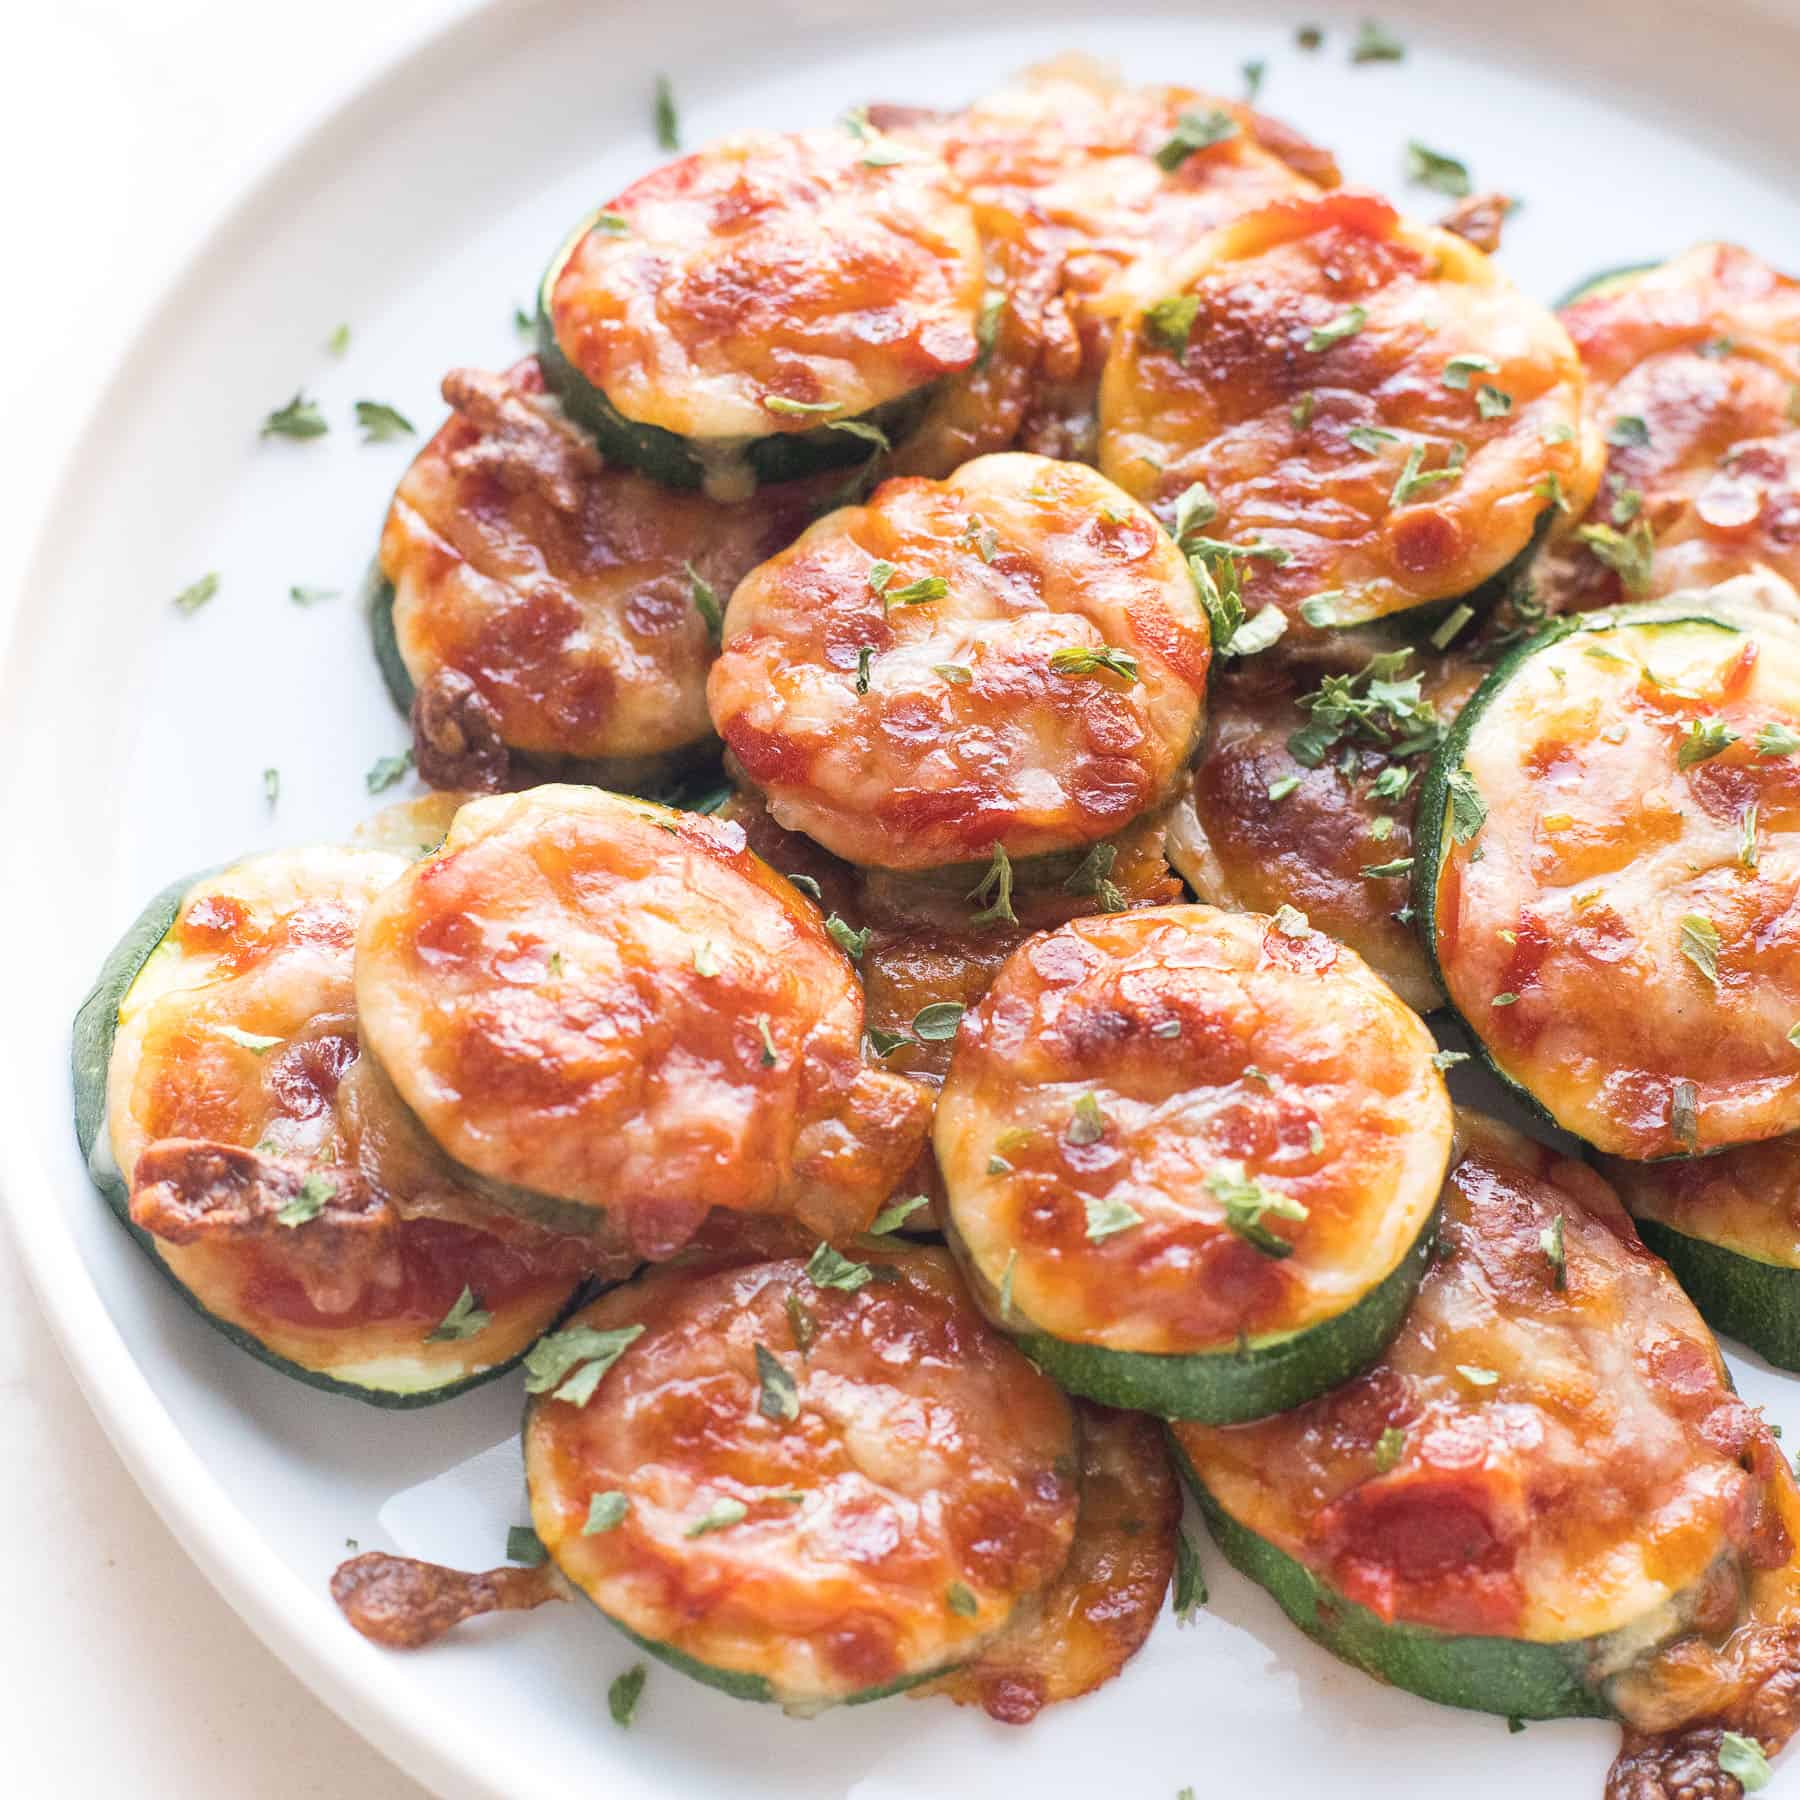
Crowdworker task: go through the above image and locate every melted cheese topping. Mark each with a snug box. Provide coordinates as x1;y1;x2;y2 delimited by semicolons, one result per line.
1166;646;1482;1015
1606;1135;1800;1269
1433;580;1800;1156
934;904;1451;1354
353;785;932;1256
104;849;588;1377
525;1248;1079;1707
707;453;1211;870
1542;243;1800;611
921;1401;1179;1723
380;359;823;763
548;128;984;442
1175;1113;1785;1644
1097;189;1599;631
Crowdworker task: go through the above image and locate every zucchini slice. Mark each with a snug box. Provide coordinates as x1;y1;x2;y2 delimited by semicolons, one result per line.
1165;641;1484;1016
1605;1137;1800;1369
370;358;825;789
352;784;933;1256
933;903;1452;1422
1096;188;1600;635
1416;578;1800;1157
538;121;984;496
74;848;596;1405
707;452;1211;871
1171;1112;1798;1723
523;1246;1080;1710
1541;242;1800;612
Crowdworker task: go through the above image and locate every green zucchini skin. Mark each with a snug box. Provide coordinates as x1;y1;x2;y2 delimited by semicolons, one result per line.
71;870;582;1409
365;563;415;719
1553;260;1661;311
961;1208;1437;1424
535;210;935;491
1169;1440;1613;1720
1632;1216;1800;1372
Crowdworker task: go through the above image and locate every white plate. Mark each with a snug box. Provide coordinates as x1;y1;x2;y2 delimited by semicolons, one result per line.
7;1;1800;1794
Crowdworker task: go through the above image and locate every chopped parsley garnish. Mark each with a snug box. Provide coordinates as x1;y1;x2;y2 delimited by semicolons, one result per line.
824;914;870;961
1242;59;1266;101
591;212;630;234
1717;1732;1772;1792
1442;353;1498;390
1305;305;1366;352
865;1024;910;1057
609;1665;647;1729
365;748;413;794
1172;1530;1207;1621
1050;643;1140;682
805;1242;874;1292
1757;722;1800;756
1210;1161;1308;1258
945;1582;980;1618
1671;1079;1701;1152
1476;385;1512;420
785;1292;817;1354
172;572;220;616
1145;294;1201;359
1741;803;1761;871
1153;1019;1183;1038
934;662;972;685
693;940;719;977
1456;1364;1499;1388
653;73;679;149
1676;715;1738;769
870;1194;930;1236
1679;913;1722;990
1348;424;1400;453
1374;1426;1406;1472
1405;140;1471;197
1291;391;1318;430
326;323;350;356
1492;993;1518;1007
288;584;337;606
1153;106;1240;172
755;1343;800;1422
505;1526;547;1566
1605;414;1651;448
1446;766;1487;844
1431;1049;1471;1071
1272;903;1310;937
999;1249;1018;1319
686;1496;749;1538
523;1324;645;1406
1287;648;1439;767
762;394;842;417
756;1014;779;1067
1084;1195;1142;1240
1430;603;1475;650
1391;441;1466;507
276;1172;336;1228
855;645;873;694
513;304;534;336
911;1001;965;1041
354;400;415;443
1540;1213;1567;1290
684;562;723;641
1349;19;1405;62
1267;774;1301;802
1063;842;1127;913
262;767;280;807
1297;24;1324;49
261;393;327;439
1576;518;1655;594
1359;855;1414;879
968;844;1017;927
1067;1091;1107;1146
424;1286;491;1343
584;1491;629;1534
828;417;891;453
1171;482;1217;541
888;575;948;606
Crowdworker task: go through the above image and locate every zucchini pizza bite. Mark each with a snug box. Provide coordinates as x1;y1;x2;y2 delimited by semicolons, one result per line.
1097;189;1599;635
1172;1113;1800;1791
71;847;602;1404
522;1247;1080;1709
933;904;1453;1421
1543;243;1800;611
1417;574;1800;1158
539;128;985;497
1166;639;1485;1015
372;358;826;792
353;785;932;1258
707;453;1211;872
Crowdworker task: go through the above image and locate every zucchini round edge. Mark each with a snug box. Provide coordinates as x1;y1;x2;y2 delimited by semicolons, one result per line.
1633;1216;1800;1370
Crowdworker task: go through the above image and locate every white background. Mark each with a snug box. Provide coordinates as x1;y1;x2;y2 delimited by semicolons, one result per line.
0;4;460;1790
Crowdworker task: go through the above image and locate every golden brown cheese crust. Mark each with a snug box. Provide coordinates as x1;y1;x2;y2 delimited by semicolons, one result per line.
524;1249;1080;1706
934;904;1451;1354
921;1402;1179;1723
106;850;599;1378
1433;585;1800;1157
353;786;932;1256
1545;244;1800;612
707;453;1211;870
1166;645;1483;1014
1097;189;1598;632
548;129;984;441
1175;1113;1791;1645
379;359;824;770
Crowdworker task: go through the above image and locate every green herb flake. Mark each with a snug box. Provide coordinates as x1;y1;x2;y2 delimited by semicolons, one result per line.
1298;592;1342;628
1171;482;1218;543
1612;487;1643;526
1153;106;1240;172
288;584;338;607
1063;842;1127;913
1492;992;1519;1007
1576;519;1655;594
1267;774;1302;802
1374;1426;1406;1472
931;662;973;686
967;844;1017;927
684;562;723;641
888;574;948;606
805;1241;874;1293
1145;293;1201;359
325;323;350;356
1538;1212;1568;1291
609;1663;647;1728
685;1497;749;1538
1083;1194;1142;1240
584;1491;629;1534
785;1291;817;1355
999;1249;1018;1319
912;1001;965;1042
1050;643;1141;683
172;572;220;616
870;1194;929;1236
1392;441;1466;507
825;914;871;961
1360;856;1414;878
1443;354;1499;391
1606;414;1651;448
1306;305;1366;352
945;1581;980;1618
1153;1019;1183;1038
653;73;679;149
276;1172;336;1228
1405;140;1471;198
1677;715;1739;769
216;1023;282;1054
1507;1717;1527;1735
1446;766;1487;845
1272;903;1310;937
1348;424;1400;453
365;748;414;794
1291;391;1318;430
762;394;843;417
1297;24;1324;49
1242;59;1266;102
1210;1161;1309;1258
522;1324;645;1405
1679;913;1722;990
865;1024;910;1057
1476;385;1513;420
1672;1078;1701;1153
355;400;415;443
1350;19;1405;63
1431;1049;1471;1071
754;1343;800;1422
1068;1091;1108;1146
1430;603;1476;651
756;1014;779;1067
854;644;873;695
693;939;719;978
1741;803;1761;871
505;1525;547;1566
1456;1364;1500;1388
513;304;534;336
1718;1732;1772;1791
425;1285;492;1343
262;767;280;807
1757;722;1800;757
1172;1530;1207;1621
261;393;328;440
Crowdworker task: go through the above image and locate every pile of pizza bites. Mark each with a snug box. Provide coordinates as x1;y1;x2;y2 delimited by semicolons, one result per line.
73;54;1800;1794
